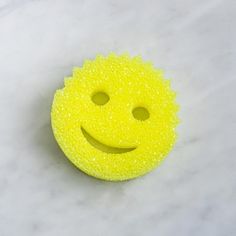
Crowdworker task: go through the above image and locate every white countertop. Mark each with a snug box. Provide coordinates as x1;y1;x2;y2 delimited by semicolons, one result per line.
0;0;235;235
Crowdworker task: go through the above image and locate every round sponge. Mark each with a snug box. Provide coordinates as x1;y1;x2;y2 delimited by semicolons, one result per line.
51;53;179;181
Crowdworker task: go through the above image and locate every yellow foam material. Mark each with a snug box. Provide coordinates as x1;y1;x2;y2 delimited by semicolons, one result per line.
51;53;179;181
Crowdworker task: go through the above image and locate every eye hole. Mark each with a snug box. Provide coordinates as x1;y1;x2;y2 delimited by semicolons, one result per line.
92;91;109;106
132;107;150;121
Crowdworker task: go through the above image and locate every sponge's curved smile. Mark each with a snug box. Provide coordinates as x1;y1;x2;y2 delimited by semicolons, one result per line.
81;127;136;154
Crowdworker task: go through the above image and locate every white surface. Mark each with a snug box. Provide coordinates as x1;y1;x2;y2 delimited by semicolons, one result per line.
0;0;235;235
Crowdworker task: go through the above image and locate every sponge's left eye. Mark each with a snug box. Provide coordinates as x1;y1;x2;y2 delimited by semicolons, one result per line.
92;91;109;106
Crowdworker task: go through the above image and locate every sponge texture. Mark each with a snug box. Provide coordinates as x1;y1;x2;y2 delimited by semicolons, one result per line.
51;53;179;181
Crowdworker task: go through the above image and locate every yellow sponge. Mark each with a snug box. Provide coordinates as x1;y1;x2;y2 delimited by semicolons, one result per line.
51;53;179;181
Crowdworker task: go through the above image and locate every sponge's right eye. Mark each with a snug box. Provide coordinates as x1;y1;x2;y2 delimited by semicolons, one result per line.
132;107;150;121
91;91;110;106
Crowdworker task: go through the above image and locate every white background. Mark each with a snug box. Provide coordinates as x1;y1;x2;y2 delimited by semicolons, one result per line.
0;0;235;235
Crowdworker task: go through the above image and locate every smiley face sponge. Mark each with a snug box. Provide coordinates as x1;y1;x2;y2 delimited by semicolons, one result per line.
51;53;179;181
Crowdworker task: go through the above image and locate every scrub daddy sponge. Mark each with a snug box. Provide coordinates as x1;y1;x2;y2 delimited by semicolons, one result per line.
51;53;179;181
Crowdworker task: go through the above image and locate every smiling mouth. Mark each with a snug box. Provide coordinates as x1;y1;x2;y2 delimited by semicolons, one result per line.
81;127;136;154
